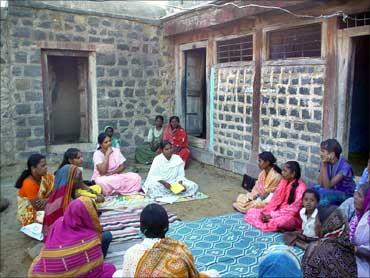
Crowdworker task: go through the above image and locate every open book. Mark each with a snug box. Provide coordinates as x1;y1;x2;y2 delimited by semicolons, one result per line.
170;182;185;194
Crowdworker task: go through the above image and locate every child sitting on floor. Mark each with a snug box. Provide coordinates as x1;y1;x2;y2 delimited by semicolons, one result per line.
283;189;320;249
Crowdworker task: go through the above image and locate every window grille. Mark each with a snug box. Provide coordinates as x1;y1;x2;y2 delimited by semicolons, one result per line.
217;36;253;63
339;11;370;29
268;23;321;60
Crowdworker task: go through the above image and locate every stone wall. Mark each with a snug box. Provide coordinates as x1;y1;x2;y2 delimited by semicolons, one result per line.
259;63;325;182
213;63;254;161
0;8;16;165
3;1;174;164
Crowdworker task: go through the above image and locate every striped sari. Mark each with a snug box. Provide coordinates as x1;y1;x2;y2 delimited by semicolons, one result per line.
29;197;115;278
43;165;80;237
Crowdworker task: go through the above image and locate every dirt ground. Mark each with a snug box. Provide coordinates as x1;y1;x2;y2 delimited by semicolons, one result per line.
0;160;243;277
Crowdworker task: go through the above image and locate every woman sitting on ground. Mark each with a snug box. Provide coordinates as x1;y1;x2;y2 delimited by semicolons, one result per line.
233;151;282;213
302;206;357;278
349;183;370;277
92;133;141;196
118;203;219;278
43;164;84;237
15;154;54;226
314;139;356;206
104;125;120;148
57;148;104;203
244;161;306;232
29;197;115;277
163;116;191;165
143;140;198;199
135;115;164;165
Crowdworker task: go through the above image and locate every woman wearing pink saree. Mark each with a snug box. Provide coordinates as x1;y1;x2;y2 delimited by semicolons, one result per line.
244;161;306;232
29;196;116;278
92;133;141;196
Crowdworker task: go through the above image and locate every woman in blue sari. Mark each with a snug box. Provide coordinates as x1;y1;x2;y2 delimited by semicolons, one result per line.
314;139;356;206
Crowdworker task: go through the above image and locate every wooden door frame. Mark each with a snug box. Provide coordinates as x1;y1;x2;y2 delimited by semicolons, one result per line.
176;40;208;148
337;26;370;157
40;48;98;149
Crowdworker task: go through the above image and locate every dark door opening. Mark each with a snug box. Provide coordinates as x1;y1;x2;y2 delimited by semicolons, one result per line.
348;35;370;174
184;48;207;139
44;54;90;145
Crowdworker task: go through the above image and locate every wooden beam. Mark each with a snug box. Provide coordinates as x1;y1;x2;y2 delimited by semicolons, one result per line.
322;17;338;139
251;27;263;160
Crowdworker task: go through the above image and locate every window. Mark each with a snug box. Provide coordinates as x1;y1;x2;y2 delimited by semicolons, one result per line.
339;11;370;29
268;23;321;60
217;36;253;63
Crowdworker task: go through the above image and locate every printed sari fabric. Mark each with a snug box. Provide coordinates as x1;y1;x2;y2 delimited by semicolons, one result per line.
29;197;115;278
17;174;54;226
135;238;203;278
315;156;356;206
302;208;357;278
244;179;306;232
135;127;163;164
163;124;190;163
43;165;78;237
234;168;282;213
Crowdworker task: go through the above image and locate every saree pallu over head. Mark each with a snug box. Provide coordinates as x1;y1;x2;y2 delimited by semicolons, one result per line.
29;197;115;278
43;165;78;237
17;174;54;226
302;207;357;278
135;238;202;278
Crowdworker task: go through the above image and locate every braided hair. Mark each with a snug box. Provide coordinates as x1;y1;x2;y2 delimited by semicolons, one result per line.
285;161;301;205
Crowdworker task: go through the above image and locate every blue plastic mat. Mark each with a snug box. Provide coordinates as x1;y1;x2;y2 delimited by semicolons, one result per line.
167;213;304;277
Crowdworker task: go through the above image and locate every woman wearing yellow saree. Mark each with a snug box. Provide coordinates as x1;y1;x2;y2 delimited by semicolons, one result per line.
233;152;282;213
15;154;54;226
118;204;219;277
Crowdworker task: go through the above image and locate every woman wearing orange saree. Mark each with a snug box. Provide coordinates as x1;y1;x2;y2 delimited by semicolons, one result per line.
163;116;191;164
15;154;54;226
118;204;219;277
28;197;116;278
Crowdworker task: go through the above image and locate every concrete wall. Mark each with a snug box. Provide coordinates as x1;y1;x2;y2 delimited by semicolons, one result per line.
1;1;175;165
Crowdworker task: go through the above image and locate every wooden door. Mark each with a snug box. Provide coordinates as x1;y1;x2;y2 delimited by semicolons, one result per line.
77;58;89;142
184;49;206;136
41;52;53;145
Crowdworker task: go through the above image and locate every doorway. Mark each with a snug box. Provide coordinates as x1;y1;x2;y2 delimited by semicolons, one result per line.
42;51;90;145
184;48;207;139
348;35;370;174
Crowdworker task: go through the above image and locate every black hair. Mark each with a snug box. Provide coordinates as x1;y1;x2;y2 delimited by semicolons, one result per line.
57;148;81;172
318;205;338;223
155;115;164;122
285;161;301;205
97;132;109;149
104;126;114;133
302;188;320;203
160;140;172;150
140;203;169;238
258;151;282;174
169;116;180;123
320;139;342;158
15;153;46;189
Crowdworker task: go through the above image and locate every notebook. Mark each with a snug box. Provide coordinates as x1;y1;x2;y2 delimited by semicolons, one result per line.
170;182;185;194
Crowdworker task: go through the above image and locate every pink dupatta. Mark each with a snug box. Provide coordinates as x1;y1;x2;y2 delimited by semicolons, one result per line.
29;197;115;278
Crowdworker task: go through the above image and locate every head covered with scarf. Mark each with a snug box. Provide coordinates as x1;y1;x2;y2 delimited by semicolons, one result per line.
349;182;370;241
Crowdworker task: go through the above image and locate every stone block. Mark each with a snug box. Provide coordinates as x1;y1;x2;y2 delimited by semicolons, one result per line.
97;79;112;87
38;21;51;29
25;91;42;101
314;110;322;120
107;68;119;76
34;102;44;114
15;104;31;115
121;69;129;77
294;122;304;131
15;118;27;127
33;127;44;137
111;109;123;118
96;67;105;77
288;87;297;95
127;32;138;39
132;69;143;78
302;109;310;119
102;37;114;44
124;88;134;97
28;116;44;126
87;17;100;27
12;66;22;76
29;50;41;64
115;80;123;87
108;89;120;98
117;44;129;51
299;87;310;95
97;53;116;66
89;36;100;43
307;122;321;133
118;57;128;65
75;25;86;32
313;87;322;96
12;27;32;38
27;139;44;148
125;111;134;117
14;51;27;63
131;58;141;65
98;99;117;107
134;120;146;126
73;35;86;42
16;128;31;138
155;106;165;113
24;65;41;77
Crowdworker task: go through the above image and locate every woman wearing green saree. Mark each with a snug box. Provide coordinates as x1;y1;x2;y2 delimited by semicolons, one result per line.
135;116;164;164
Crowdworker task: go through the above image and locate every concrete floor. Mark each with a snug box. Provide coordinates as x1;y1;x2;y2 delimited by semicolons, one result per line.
0;159;243;277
